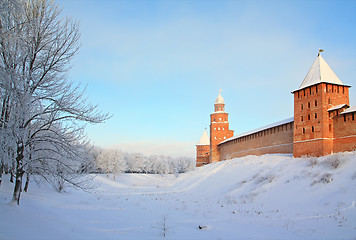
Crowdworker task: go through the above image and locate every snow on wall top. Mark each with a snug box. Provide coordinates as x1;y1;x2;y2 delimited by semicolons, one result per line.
293;53;348;92
197;129;210;146
219;117;294;145
341;105;356;115
327;104;349;112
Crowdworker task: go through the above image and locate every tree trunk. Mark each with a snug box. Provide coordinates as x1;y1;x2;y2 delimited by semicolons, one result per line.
0;95;9;128
11;143;25;205
24;172;29;192
0;163;3;187
10;159;15;183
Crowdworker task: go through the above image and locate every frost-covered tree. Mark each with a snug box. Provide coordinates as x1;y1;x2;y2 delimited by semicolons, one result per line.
91;147;195;175
0;0;109;204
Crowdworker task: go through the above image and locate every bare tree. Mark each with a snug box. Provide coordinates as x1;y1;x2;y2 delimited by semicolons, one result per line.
0;0;109;204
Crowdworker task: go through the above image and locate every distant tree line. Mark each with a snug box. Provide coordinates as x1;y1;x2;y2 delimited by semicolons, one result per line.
81;147;195;177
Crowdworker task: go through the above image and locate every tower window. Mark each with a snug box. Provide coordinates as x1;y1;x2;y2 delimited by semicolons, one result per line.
300;116;303;122
315;113;317;119
308;115;310;120
329;124;332;131
312;126;315;132
308;102;310;108
303;128;305;134
316;86;318;93
328;99;331;104
315;100;317;106
344;115;346;122
301;104;303;110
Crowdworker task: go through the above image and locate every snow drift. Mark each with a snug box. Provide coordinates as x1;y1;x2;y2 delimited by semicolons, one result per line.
0;152;355;240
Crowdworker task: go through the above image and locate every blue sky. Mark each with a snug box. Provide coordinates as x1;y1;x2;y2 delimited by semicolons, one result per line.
57;0;356;157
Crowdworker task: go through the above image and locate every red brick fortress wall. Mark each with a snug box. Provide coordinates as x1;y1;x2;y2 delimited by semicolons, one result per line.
333;111;356;153
218;121;293;160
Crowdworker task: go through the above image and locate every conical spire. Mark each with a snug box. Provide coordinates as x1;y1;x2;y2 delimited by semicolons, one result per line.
197;129;209;146
296;52;346;91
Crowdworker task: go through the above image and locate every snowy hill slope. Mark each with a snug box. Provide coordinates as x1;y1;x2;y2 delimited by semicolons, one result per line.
1;152;355;240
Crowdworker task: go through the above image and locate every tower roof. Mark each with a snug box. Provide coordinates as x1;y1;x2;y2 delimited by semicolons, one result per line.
293;52;349;92
215;89;225;104
197;129;209;146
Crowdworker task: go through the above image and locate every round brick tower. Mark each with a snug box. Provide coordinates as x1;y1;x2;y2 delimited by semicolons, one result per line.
209;90;234;163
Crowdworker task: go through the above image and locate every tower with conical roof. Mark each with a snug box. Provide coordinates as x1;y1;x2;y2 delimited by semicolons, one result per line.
292;51;351;157
196;129;210;167
209;90;234;163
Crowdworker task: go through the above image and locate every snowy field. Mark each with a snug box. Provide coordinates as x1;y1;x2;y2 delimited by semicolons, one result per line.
1;152;356;240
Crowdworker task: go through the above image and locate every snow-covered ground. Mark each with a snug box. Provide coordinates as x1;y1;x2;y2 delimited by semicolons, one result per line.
1;152;356;240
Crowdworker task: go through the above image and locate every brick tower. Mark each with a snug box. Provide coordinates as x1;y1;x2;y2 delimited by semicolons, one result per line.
292;51;350;157
210;90;234;163
196;129;210;167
